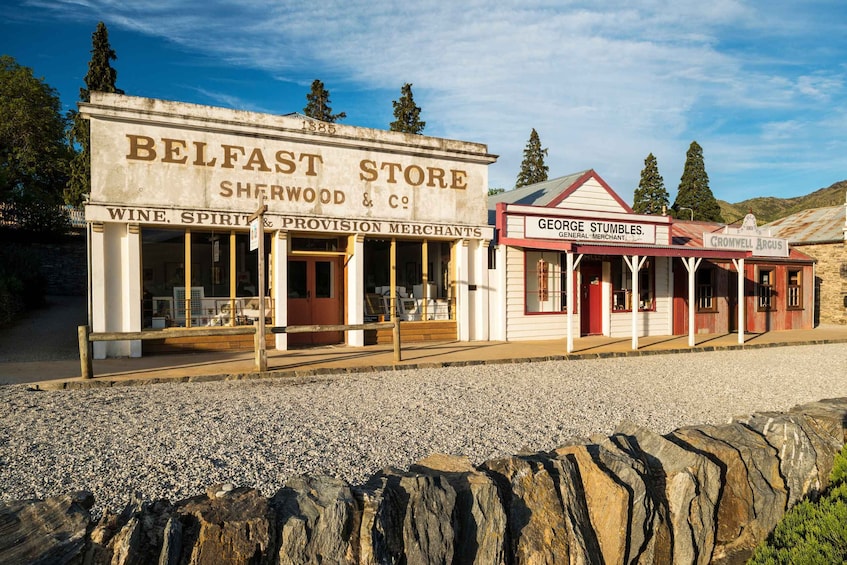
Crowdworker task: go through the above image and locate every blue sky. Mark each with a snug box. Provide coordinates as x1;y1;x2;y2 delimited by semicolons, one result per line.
3;0;846;210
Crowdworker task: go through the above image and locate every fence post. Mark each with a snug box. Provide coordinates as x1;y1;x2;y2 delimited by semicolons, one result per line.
254;321;267;372
78;325;93;379
393;314;402;362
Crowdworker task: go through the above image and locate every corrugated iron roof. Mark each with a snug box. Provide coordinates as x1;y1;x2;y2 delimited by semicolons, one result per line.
763;204;847;244
670;219;814;261
670;219;725;247
487;170;591;209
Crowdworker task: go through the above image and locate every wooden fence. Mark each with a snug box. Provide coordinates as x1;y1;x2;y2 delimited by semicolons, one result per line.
78;317;401;379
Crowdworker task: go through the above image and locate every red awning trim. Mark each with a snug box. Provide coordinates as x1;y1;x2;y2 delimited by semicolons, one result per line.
497;235;748;259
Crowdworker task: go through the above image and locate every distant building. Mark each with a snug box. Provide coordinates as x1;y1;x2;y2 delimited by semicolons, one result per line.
764;195;847;325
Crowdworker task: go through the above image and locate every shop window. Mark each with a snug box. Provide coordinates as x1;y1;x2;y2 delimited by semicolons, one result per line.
611;257;654;312
758;268;774;311
363;239;453;320
525;251;568;313
141;227;270;329
696;268;717;312
291;237;339;252
787;269;802;309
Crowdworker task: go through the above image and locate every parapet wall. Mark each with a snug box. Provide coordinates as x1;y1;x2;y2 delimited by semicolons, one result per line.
3;397;846;564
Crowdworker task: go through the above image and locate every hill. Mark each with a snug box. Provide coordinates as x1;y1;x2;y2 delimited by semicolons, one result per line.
718;180;847;224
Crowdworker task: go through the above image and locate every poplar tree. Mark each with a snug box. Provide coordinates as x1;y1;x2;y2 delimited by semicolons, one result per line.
65;21;124;206
632;153;669;215
673;141;723;222
303;79;346;123
389;83;425;134
515;128;549;188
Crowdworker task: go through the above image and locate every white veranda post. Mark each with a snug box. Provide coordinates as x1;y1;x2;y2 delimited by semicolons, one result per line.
566;251;583;353
732;258;745;344
624;255;647;350
681;257;702;347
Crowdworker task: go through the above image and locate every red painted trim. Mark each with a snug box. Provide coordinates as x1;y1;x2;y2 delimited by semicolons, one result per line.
546;169;635;213
500;236;575;252
499;235;747;259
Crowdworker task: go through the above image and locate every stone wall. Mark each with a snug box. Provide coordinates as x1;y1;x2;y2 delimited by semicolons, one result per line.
798;241;847;325
19;235;88;296
3;397;847;564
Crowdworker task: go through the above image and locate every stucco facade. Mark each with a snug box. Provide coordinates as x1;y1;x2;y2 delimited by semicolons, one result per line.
82;93;497;358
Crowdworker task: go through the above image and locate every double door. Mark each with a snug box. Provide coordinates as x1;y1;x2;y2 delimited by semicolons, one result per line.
287;256;342;346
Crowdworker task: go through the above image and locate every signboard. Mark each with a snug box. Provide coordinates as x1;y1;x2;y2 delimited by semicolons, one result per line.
83;204;494;240
703;233;789;257
525;216;656;244
249;218;259;251
702;213;789;257
85;94;496;227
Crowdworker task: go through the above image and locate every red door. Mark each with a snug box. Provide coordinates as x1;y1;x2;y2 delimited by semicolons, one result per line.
580;263;603;335
673;263;688;334
287;257;342;346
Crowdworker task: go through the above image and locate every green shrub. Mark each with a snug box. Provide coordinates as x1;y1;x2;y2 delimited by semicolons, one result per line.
748;444;847;564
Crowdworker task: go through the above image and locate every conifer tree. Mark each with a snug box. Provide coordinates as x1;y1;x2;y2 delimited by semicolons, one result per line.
303;79;346;123
672;141;723;222
65;21;124;206
632;153;669;215
515;128;549;188
389;83;425;134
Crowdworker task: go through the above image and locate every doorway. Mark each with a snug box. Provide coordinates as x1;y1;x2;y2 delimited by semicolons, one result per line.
287;256;343;346
580;262;603;335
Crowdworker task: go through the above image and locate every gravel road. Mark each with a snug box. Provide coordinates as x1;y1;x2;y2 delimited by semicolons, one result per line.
2;342;846;519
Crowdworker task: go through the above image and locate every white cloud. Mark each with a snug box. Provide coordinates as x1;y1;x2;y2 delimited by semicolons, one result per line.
20;0;847;200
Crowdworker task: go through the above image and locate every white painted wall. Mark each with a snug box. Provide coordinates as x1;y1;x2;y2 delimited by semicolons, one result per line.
553;179;627;213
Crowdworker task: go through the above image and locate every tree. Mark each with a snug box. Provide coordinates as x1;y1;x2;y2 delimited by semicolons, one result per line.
488;188;505;196
0;55;71;207
389;83;425;134
672;141;723;222
303;79;346;123
632;153;669;215
65;21;124;206
515;128;549;188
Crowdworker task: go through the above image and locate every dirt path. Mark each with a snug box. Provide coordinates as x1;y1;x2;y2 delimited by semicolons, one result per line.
0;295;87;363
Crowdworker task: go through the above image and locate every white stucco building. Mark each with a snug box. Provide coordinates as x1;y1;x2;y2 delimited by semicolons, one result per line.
82;93;497;358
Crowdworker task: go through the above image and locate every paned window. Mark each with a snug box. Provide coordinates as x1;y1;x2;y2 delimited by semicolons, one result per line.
757;268;774;311
611;257;654;312
696;268;716;312
787;269;802;309
525;251;568;313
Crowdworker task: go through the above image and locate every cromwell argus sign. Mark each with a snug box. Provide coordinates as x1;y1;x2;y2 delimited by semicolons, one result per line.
703;233;789;258
526;216;656;244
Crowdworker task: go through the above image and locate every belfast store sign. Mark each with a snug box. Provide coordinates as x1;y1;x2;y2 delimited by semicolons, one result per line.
525;216;656;244
84;94;495;228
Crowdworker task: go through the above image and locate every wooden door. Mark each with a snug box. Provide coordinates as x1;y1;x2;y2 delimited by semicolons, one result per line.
673;262;688;334
287;257;342;346
580;263;603;335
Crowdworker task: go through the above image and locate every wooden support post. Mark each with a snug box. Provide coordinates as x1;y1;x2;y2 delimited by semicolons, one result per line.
253;320;264;370
248;201;268;372
78;325;93;379
393;313;402;362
